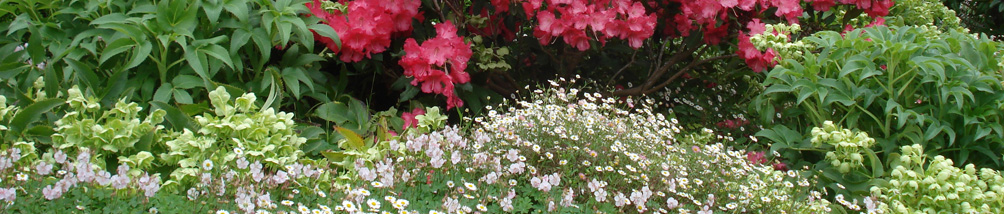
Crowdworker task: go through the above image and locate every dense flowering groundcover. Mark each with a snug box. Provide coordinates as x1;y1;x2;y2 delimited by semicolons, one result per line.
4;0;1004;213
0;81;861;213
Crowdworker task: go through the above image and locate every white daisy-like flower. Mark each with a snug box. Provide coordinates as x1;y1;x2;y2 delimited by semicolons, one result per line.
342;201;356;210
318;191;326;198
395;199;410;209
203;159;214;171
319;205;331;212
358;189;371;196
312;209;322;214
464;182;477;191
234;147;244;156
16;172;27;181
281;200;294;206
216;210;230;214
298;205;310;213
371;181;384;188
446;181;455;188
476;204;487;211
385;196;397;202
509;180;517;186
367;199;381;208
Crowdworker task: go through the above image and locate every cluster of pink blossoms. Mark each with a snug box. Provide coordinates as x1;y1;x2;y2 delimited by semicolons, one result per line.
399;22;473;109
807;0;894;16
728;0;894;72
514;0;658;51
307;0;421;62
737;19;778;73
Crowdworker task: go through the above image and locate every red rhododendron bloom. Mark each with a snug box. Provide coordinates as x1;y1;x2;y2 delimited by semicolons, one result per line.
523;0;657;51
401;107;426;130
307;0;420;62
736;19;778;73
806;0;837;11
400;22;473;109
747;151;767;165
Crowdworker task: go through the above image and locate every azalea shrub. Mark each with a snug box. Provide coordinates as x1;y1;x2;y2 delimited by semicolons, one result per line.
299;0;902;112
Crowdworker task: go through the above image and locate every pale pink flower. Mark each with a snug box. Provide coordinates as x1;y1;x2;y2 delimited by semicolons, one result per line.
42;185;62;200
54;150;67;164
35;162;53;175
0;187;15;202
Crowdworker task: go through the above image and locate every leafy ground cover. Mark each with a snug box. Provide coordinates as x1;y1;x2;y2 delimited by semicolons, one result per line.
1;0;1004;213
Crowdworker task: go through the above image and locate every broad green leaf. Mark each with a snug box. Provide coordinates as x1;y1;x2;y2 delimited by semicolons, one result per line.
203;0;224;24
153;83;174;102
150;101;193;131
172;75;203;89
91;13;130;25
6;14;31;36
9;98;64;134
336;127;366;150
224;0;249;22
99;38;136;65
230;28;252;54
125;41;153;70
173;89;193;104
64;58;100;89
316;101;350;123
309;23;340;48
282;68;301;99
184;48;209;81
27;27;44;66
200;44;234;69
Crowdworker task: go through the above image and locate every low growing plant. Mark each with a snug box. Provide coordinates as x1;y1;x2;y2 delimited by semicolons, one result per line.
872;144;1004;213
315;81;837;213
161;86;306;186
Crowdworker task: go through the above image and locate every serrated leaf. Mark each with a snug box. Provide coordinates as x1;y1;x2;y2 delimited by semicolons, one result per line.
224;0;249;22
9;98;64;134
154;83;174;102
100;38;136;65
201;44;234;70
91;13;130;25
124;41;153;69
203;0;224;24
172;75;203;89
173;89;193;104
184;48;209;81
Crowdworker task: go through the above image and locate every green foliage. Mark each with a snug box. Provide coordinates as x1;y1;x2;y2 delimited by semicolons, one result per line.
754;25;1004;172
0;0;334;115
873;144;1004;213
162;86;305;183
886;0;964;31
51;86;166;167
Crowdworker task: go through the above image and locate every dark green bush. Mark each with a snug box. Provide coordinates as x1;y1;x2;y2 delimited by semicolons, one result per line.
753;25;1004;194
